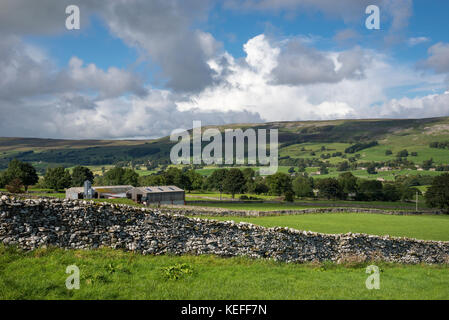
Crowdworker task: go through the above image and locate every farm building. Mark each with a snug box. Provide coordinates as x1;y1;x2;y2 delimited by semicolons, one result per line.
65;184;134;200
126;186;185;205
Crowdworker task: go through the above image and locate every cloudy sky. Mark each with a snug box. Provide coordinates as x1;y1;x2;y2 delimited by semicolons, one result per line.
1;0;449;139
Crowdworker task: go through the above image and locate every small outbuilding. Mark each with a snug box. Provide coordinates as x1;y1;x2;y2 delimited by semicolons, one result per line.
126;186;185;205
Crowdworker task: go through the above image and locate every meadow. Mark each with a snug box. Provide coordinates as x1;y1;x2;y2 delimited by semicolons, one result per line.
1;246;448;300
199;213;449;241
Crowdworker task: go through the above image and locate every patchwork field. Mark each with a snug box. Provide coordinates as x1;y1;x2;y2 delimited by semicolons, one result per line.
1;247;448;300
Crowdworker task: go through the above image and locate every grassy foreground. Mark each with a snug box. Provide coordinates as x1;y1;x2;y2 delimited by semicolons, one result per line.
202;213;449;241
0;246;448;300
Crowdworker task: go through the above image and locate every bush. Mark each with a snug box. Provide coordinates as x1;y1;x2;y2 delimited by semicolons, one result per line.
284;190;294;202
396;149;409;158
161;263;194;280
5;178;24;194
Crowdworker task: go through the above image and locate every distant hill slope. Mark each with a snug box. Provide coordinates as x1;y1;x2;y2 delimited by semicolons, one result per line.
1;117;449;170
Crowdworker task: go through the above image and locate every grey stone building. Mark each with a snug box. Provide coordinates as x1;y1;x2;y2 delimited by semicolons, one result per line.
126;186;185;205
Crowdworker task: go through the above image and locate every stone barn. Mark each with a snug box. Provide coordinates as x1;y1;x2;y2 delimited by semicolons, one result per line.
126;186;185;205
66;185;134;200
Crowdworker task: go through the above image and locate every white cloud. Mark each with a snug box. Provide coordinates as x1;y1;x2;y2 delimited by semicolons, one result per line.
407;36;430;47
177;34;448;122
0;35;261;139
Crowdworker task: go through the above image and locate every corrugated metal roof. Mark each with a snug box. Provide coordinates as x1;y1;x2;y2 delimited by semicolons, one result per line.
66;185;133;194
132;185;184;193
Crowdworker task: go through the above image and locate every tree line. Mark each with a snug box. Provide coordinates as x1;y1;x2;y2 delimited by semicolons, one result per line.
1;159;448;211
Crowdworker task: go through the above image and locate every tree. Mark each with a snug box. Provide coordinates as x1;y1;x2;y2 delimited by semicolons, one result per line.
241;167;256;193
163;167;184;185
338;172;358;197
385;150;393;155
292;176;314;197
71;166;94;187
103;167;138;186
138;173;166;186
44;167;72;192
382;184;401;202
337;161;350;172
396;149;409;158
122;169;139;186
356;180;383;201
367;163;377;175
284;190;294;202
223;168;246;198
266;172;292;196
0;171;7;188
241;168;256;181
207;169;228;199
254;182;269;195
186;169;203;191
422;158;434;170
401;187;421;201
319;164;329;175
316;178;343;200
425;173;449;212
3;159;38;191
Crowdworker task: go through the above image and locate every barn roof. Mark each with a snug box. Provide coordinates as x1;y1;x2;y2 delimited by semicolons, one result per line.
66;185;133;194
130;185;184;194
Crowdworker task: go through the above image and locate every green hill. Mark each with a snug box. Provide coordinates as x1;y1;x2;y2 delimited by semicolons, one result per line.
1;117;449;172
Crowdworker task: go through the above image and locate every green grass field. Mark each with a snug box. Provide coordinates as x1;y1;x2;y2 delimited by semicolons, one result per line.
186;199;428;211
201;213;449;241
1;246;448;300
187;203;314;211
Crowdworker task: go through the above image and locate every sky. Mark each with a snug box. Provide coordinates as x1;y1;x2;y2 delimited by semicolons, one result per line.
1;0;449;139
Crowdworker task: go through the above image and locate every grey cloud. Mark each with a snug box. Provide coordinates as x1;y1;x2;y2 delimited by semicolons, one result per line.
0;90;263;139
0;0;219;93
271;41;368;85
0;0;102;36
0;36;146;102
333;29;360;44
418;42;449;74
99;0;217;92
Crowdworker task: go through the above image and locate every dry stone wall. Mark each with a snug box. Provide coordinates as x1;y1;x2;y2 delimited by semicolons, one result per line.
160;205;443;217
1;196;448;264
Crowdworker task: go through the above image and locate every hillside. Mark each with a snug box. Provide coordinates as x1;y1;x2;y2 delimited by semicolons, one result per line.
1;117;449;172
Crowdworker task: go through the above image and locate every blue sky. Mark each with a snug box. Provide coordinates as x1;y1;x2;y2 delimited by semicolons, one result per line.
25;1;449;70
1;0;449;139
